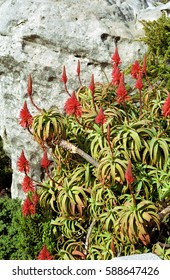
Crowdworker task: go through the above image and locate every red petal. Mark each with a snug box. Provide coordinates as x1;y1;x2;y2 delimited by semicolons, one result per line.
135;72;143;90
61;66;67;84
38;245;53;260
17;150;30;173
22;175;34;193
131;60;141;79
89;74;95;96
64;92;82;117
116;73;129;104
76;60;80;77
125;160;134;185
41;150;51;169
95;107;106;125
27;74;32;96
22;196;35;216
162;93;170;117
111;47;121;66
19;101;33;128
111;64;121;86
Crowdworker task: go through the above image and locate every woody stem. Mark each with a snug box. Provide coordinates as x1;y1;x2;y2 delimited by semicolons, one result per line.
29;96;41;112
64;84;71;97
59;139;99;167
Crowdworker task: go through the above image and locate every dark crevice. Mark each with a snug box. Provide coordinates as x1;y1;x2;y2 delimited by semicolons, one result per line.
0;137;12;197
101;33;110;42
87;60;111;68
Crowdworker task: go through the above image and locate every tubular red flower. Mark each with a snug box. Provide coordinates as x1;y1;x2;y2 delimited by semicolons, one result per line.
131;60;141;79
32;192;39;205
19;101;33;128
116;73;129;104
135;72;143;91
17;150;30;173
61;65;67;84
64;92;82;117
41;150;51;169
38;245;53;260
125;159;134;185
95;107;106;125
162;93;170;117
22;175;34;193
111;64;121;86
27;74;32;96
89;74;95;96
76;60;81;77
111;47;121;66
22;196;36;216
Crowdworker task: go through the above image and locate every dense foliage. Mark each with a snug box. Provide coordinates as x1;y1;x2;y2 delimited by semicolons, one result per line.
0;196;55;260
140;13;170;89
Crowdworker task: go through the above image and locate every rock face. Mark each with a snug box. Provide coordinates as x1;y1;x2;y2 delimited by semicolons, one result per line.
0;0;166;198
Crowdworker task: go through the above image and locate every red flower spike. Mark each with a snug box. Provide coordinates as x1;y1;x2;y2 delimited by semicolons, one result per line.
162;93;170;117
22;196;36;216
116;73;129;104
142;54;147;76
38;245;53;260
76;60;81;77
111;47;121;66
135;72;143;91
22;175;34;193
17;150;30;173
131;60;141;79
27;74;32;96
61;65;67;84
41;150;51;169
111;64;121;86
89;74;95;96
32;192;39;205
19;101;33;128
95;107;106;125
125;159;134;185
64;92;82;117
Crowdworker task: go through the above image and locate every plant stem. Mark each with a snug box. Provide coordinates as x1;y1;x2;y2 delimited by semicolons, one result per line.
123;102;129;124
59;140;99;167
139;89;142;117
84;218;96;255
29;96;41;112
129;183;136;207
64;84;71;96
92;94;97;113
158;205;170;221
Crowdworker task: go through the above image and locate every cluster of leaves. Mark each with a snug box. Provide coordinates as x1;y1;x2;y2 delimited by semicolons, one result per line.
140;12;170;88
0;196;55;260
7;13;170;260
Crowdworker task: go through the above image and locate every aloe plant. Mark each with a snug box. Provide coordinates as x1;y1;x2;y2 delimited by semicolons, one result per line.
15;16;170;260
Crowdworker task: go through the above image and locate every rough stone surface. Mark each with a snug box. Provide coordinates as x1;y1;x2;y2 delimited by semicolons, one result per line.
0;0;168;198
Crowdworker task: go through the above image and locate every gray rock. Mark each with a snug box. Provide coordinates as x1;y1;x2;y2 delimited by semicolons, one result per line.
113;253;162;260
0;0;168;198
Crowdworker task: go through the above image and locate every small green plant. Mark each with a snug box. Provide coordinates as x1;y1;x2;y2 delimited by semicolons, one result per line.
0;196;55;259
140;13;170;88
